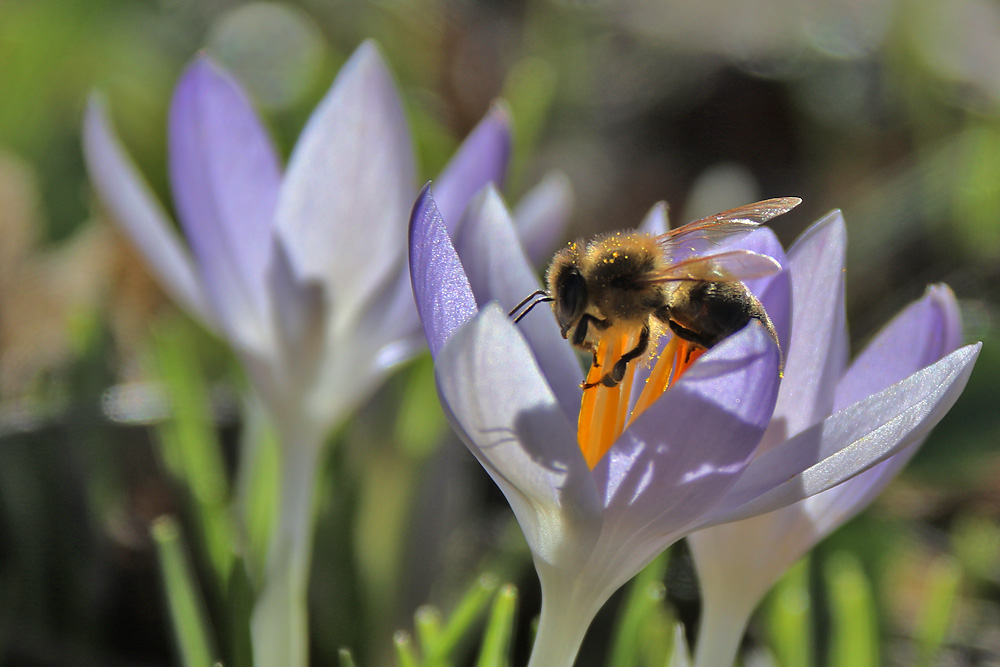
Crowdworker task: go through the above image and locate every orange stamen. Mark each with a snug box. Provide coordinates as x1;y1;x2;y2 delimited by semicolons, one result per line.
672;340;705;379
577;331;637;469
630;336;678;422
577;338;611;468
578;334;707;468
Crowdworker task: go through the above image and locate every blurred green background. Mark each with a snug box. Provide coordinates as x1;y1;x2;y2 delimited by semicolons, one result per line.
1;0;998;665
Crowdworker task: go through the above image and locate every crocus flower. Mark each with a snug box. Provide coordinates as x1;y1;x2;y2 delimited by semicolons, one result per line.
687;212;969;667
83;40;570;667
409;186;979;667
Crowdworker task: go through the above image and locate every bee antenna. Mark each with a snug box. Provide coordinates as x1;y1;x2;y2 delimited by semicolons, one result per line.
508;289;548;318
511;295;554;324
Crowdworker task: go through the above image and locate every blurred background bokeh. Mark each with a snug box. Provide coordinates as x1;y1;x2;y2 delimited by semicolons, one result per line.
1;0;999;665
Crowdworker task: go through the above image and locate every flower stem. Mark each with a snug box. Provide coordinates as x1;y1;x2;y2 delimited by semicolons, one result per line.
692;596;755;667
526;592;601;667
251;434;323;667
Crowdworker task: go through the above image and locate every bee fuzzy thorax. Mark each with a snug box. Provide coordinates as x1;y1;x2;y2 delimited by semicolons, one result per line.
580;231;664;324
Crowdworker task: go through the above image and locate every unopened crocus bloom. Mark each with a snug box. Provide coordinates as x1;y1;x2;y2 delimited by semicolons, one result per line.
409;186;979;667
82;41;570;667
687;212;969;667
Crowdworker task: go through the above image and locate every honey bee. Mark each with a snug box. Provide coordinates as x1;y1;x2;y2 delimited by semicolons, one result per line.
510;197;801;389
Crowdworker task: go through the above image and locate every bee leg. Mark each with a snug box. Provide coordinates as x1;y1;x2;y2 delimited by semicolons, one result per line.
582;325;650;389
572;314;610;347
665;319;715;351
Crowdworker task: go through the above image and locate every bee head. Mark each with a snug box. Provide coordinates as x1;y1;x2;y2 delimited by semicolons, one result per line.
547;244;589;339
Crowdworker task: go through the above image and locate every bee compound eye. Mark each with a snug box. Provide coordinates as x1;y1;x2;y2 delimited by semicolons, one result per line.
556;268;588;325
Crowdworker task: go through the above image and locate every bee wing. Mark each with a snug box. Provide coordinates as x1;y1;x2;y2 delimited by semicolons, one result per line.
656;197;801;257
644;250;782;283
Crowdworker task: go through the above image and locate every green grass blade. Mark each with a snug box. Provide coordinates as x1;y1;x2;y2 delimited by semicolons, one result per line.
338;648;357;667
952;515;1000;585
767;558;812;667
415;605;444;657
503;57;557;195
152;516;218;667
608;551;670;666
394;630;420;667
825;551;879;667
915;556;961;667
148;323;234;586
225;561;255;667
233;398;280;587
476;584;518;667
427;574;499;663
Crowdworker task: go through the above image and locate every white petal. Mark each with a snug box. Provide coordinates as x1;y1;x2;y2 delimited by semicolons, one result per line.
274;40;416;328
454;185;583;420
670;624;693;667
435;304;602;569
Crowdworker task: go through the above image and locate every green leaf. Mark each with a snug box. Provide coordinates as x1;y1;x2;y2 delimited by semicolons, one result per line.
608;551;671;666
767;558;812;667
426;574;500;664
953;122;1000;263
225;561;255;667
415;605;444;658
234;396;281;587
395;630;420;667
338;648;358;667
914;556;961;667
151;516;219;667
476;584;518;667
502;57;557;195
147;321;235;587
395;355;446;460
825;551;879;667
951;515;1000;586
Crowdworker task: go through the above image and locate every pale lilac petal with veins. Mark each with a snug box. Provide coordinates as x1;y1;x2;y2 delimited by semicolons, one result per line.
83;98;217;330
169;56;282;347
687;211;975;667
274;41;415;328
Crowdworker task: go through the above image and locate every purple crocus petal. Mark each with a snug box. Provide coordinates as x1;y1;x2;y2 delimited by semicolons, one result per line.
275;40;416;326
689;286;966;614
699;343;981;526
82;96;219;331
799;284;965;532
594;322;780;533
435;304;602;567
454;185;583;418
512;170;574;265
770;210;849;442
638;201;669;236
835;284;963;411
732;227;791;356
168;55;281;336
434;101;511;234
409;185;477;358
